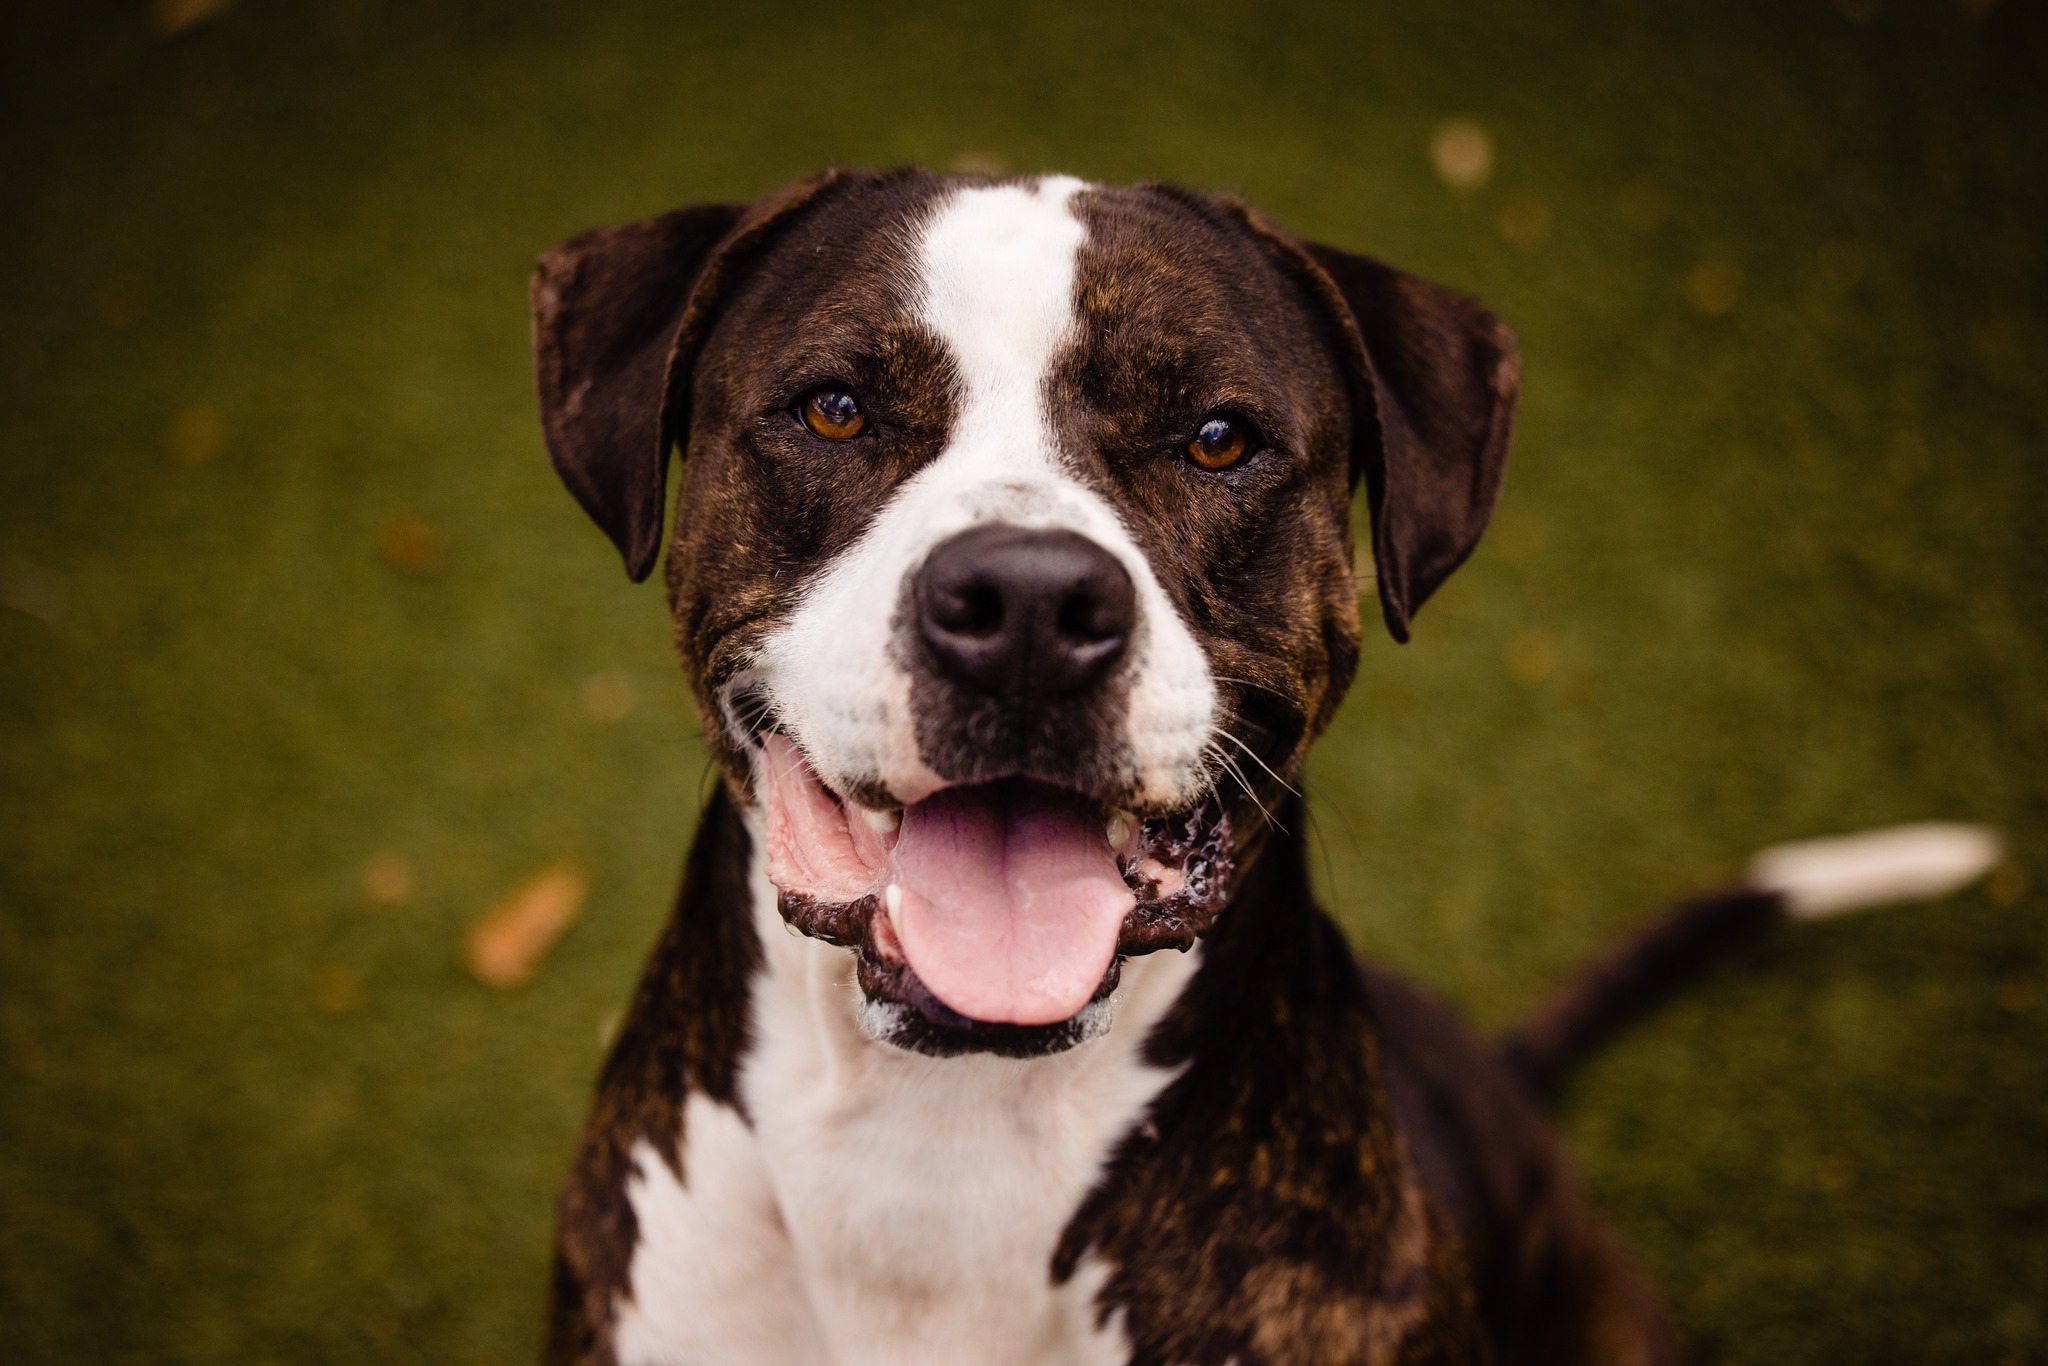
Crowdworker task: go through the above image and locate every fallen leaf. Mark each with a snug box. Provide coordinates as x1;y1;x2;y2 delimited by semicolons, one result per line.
1814;1152;1858;1194
1504;631;1559;685
465;863;589;990
362;851;415;909
1616;179;1675;232
581;668;638;723
148;0;235;40
1687;262;1745;318
1429;119;1494;192
377;513;444;577
1884;431;1929;485
1495;196;1552;250
168;406;225;465
315;965;365;1013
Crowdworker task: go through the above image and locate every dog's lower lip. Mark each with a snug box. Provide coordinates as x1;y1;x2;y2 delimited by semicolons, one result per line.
865;945;1126;1036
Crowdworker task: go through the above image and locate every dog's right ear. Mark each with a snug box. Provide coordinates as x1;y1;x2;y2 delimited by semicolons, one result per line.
530;172;843;581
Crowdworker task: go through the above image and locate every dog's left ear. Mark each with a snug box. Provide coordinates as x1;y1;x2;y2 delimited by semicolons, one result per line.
1230;205;1520;642
1302;243;1519;642
531;171;844;581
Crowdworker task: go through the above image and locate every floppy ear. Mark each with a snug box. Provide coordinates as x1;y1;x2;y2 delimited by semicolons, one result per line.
1301;243;1519;641
530;172;844;581
1223;197;1518;641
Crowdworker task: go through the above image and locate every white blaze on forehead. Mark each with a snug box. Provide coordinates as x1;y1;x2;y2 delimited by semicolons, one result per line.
917;175;1087;443
753;175;1216;808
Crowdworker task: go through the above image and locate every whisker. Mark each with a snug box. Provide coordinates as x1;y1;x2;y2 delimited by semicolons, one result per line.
1209;700;1266;733
1210;674;1296;707
1210;724;1301;799
1203;736;1284;834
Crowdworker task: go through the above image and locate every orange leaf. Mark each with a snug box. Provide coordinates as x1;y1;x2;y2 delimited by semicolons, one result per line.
465;863;588;990
377;513;444;577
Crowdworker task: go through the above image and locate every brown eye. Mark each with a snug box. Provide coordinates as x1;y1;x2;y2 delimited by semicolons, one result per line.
1187;415;1251;470
802;388;866;440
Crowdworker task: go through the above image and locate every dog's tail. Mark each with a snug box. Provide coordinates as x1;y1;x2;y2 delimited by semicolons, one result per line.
1502;822;2003;1099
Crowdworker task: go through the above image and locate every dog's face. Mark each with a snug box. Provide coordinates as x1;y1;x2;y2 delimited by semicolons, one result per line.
532;170;1516;1055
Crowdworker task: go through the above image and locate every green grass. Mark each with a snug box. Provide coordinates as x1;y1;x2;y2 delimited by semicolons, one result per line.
2;1;2043;1361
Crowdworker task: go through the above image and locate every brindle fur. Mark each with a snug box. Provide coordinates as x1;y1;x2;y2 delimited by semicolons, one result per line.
530;168;1677;1365
544;791;758;1366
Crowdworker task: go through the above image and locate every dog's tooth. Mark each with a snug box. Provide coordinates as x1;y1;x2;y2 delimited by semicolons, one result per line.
1105;808;1134;849
862;806;902;834
883;883;903;933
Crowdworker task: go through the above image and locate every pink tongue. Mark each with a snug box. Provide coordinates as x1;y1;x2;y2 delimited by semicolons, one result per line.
891;784;1136;1027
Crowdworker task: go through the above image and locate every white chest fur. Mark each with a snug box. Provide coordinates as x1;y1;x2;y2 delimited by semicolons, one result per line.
610;819;1200;1366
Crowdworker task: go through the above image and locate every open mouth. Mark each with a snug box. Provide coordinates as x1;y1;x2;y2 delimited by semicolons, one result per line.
756;733;1232;1051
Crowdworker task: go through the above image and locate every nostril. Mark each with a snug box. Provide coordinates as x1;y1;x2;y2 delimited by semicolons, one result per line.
1056;590;1122;644
934;583;1005;638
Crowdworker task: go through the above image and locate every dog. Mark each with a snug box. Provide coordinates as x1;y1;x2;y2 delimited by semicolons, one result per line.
527;168;1999;1365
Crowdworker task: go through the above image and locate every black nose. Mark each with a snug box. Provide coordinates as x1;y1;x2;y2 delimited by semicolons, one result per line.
915;525;1136;698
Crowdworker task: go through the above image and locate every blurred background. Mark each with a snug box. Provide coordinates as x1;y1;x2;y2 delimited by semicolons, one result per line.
2;0;2044;1361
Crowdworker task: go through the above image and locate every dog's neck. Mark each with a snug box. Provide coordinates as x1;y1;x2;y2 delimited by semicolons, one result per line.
598;788;1471;1364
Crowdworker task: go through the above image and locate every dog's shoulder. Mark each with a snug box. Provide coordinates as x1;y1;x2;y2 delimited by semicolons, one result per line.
1365;967;1680;1366
1053;840;1487;1365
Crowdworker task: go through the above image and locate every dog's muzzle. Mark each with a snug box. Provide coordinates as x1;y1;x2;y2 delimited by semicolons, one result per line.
747;520;1234;1053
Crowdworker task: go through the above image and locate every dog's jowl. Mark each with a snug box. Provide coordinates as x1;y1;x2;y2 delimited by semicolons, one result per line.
531;168;1664;1366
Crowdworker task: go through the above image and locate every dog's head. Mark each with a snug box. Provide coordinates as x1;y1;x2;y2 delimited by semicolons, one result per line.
533;170;1516;1056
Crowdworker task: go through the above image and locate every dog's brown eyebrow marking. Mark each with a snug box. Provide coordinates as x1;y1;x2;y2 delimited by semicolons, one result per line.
753;323;957;431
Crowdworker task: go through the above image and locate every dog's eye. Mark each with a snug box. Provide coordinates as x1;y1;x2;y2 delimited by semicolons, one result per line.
801;389;866;440
1187;415;1251;470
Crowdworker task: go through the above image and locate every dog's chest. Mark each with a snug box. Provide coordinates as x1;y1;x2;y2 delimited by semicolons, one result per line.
610;859;1200;1366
